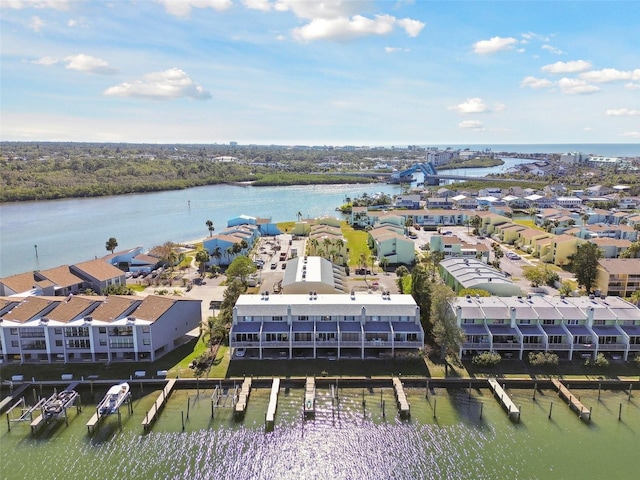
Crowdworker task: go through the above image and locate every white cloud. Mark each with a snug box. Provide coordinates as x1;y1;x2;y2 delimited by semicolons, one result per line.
64;54;118;75
557;77;600;95
541;44;564;55
605;108;640;116
243;0;271;11
620;131;640;138
104;68;212;100
385;46;409;54
580;68;640;83
292;14;397;42
396;18;425;37
521;32;550;43
0;0;70;9
273;0;362;20
448;98;487;114
31;55;58;66
520;76;553;89
155;0;232;17
625;82;640;90
473;36;518;55
541;60;591;74
459;120;485;130
28;15;45;32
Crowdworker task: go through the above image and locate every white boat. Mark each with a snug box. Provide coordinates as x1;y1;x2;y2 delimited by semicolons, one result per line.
98;382;130;415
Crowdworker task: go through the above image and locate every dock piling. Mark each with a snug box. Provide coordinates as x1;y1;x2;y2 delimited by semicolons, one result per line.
629;384;633;401
433;398;437;419
548;402;553;419
181;410;185;430
618;403;622;421
479;402;483;420
533;383;537;401
187;396;190;419
598;383;601;401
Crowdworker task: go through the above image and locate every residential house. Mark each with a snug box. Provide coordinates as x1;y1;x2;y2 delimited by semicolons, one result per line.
439;258;522;297
591;238;633;259
70;259;127;294
368;226;415;266
430;235;490;262
281;256;346;294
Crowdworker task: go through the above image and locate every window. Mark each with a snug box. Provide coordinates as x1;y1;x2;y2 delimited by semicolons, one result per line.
518;319;531;325
65;326;89;337
543;319;554;325
567;319;579;325
110;326;133;336
143;338;151;345
11;341;19;348
109;338;134;349
321;315;331;322
298;315;308;322
99;339;107;346
273;316;283;322
55;340;63;347
463;319;475;324
142;326;150;333
99;327;107;334
10;328;18;335
345;316;356;322
592;320;605;326
66;339;91;349
493;319;505;325
54;328;63;335
548;335;563;344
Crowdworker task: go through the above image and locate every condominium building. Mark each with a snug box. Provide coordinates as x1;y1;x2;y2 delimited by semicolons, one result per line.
453;294;640;361
229;292;424;359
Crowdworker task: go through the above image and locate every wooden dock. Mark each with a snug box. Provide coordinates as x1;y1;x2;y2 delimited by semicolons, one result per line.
303;377;316;416
551;379;591;421
0;383;31;414
141;378;177;432
488;378;520;421
265;378;280;430
234;377;252;419
392;377;411;419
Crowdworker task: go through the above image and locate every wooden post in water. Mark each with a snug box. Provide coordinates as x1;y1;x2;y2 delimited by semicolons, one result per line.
618;403;622;421
433;398;437;419
118;410;122;430
64;407;69;426
533;383;537;401
629;383;633;401
181;410;185;430
589;406;592;423
33;388;37;404
382;400;385;418
426;380;429;399
362;389;365;406
518;405;522;423
380;388;383;407
468;381;471;400
479;402;483;419
7;412;11;432
548;402;553;419
187;396;190;419
598;383;601;401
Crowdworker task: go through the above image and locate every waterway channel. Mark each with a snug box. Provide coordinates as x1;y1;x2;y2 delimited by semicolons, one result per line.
1;383;638;479
0;158;534;277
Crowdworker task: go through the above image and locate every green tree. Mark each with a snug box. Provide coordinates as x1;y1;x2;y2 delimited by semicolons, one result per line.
201;314;227;348
411;263;432;337
195;250;210;275
211;246;222;265
105;237;118;254
431;284;465;360
620;240;640;258
219;279;245;325
103;284;134;295
395;265;410;293
206;220;215;236
225;256;257;287
379;257;390;272
470;215;482;236
491;243;503;270
570;242;603;294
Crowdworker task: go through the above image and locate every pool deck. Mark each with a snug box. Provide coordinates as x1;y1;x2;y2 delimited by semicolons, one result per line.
551;379;591;421
488;378;520;420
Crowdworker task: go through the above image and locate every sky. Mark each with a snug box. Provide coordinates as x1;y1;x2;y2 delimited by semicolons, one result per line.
1;0;639;146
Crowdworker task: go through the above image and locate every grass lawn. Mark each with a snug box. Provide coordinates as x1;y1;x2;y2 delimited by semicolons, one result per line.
340;221;373;267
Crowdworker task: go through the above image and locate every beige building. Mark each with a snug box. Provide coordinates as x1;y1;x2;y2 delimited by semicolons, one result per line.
595;258;640;297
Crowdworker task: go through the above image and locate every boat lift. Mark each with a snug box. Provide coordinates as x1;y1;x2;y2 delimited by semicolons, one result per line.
210;381;239;418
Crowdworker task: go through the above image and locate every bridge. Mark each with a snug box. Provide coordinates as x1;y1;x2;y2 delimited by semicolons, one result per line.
390;162;439;185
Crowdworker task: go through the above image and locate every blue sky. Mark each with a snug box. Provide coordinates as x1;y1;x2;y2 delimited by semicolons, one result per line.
1;0;639;145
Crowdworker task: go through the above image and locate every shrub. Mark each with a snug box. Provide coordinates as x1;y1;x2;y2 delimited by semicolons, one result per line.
472;351;501;366
584;353;609;368
528;351;559;367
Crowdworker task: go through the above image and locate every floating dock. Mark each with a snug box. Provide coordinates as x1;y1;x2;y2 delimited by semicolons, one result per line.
265;377;280;430
392;377;411;419
234;377;252;419
141;378;177;432
488;378;520;421
303;377;316;416
551;379;591;421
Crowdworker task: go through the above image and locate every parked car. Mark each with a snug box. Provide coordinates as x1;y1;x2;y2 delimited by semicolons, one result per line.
270;263;277;269
235;348;246;358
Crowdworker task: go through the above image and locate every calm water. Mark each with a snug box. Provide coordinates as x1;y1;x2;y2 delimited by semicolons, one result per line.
425;144;640;157
1;385;638;479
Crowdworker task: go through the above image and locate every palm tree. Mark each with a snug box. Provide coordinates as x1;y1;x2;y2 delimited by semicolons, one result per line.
195;250;210;275
211;246;222;265
322;238;332;256
296;211;302;221
105;237;118;254
239;239;248;253
206;220;214;236
379;257;390;272
309;238;319;255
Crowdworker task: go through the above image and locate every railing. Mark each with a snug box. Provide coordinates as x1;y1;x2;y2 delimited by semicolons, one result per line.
315;340;339;347
339;341;362;347
628;344;640;351
547;343;571;350
597;343;628;351
261;341;290;348
573;344;597;350
462;342;490;349
365;340;392;347
394;340;423;348
492;342;521;349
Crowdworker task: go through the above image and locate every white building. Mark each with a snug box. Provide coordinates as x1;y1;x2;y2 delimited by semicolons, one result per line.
0;294;201;364
229;292;424;359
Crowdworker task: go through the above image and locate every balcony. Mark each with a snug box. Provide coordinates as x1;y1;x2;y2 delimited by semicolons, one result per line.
547;343;571;350
366;340;392;347
394;340;423;348
339;340;363;347
492;342;521;349
597;343;628;351
262;341;290;348
463;342;490;349
628;344;640;351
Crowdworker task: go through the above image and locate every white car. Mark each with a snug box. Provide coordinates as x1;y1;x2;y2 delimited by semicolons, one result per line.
235;348;246;358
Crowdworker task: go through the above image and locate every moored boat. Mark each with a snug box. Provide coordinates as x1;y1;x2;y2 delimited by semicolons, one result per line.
98;382;130;415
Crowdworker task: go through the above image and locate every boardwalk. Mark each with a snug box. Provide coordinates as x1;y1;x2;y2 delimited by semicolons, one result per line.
265;378;280;430
392;377;410;419
551;379;591;421
234;377;252;419
488;378;520;420
141;379;177;431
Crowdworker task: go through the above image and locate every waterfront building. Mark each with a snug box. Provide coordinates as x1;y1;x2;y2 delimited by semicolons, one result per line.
229;292;424;359
429;234;490;262
0;294;202;364
453;294;640;360
368;225;415;266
